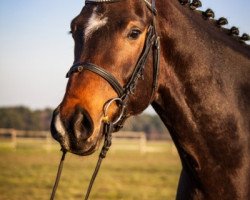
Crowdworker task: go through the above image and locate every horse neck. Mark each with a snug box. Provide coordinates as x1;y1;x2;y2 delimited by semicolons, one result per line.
152;0;250;197
154;0;250;153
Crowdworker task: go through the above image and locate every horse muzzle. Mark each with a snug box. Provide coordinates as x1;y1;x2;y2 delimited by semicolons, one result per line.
50;106;98;156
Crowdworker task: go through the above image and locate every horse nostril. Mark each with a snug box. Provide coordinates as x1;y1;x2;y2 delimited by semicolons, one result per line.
73;108;93;140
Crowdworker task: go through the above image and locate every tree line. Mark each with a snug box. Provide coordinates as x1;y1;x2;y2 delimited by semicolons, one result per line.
0;106;170;139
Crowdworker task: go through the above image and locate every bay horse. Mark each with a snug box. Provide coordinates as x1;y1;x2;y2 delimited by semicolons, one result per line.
50;0;250;199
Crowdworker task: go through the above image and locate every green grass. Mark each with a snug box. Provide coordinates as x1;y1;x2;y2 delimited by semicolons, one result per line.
0;139;181;200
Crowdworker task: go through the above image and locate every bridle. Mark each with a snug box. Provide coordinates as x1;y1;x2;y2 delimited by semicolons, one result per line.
50;0;160;199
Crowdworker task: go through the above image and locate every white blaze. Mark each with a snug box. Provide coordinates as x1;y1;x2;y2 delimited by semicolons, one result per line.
85;7;108;41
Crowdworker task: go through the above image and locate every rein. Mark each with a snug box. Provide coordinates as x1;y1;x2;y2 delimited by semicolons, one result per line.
50;0;160;199
50;120;114;200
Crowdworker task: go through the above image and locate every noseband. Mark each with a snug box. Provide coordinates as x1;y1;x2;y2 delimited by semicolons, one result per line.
51;0;160;199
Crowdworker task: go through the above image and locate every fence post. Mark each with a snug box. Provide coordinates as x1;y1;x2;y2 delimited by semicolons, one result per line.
11;129;17;149
139;133;147;153
45;131;52;152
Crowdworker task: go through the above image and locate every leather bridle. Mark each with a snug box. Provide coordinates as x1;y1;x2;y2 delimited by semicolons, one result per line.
50;0;160;199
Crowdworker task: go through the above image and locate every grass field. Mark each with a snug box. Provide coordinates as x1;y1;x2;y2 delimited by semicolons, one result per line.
0;139;181;200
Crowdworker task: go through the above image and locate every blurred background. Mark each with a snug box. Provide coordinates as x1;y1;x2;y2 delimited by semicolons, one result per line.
0;0;249;199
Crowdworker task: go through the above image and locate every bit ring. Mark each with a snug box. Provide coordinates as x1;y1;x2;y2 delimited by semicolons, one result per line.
103;98;125;125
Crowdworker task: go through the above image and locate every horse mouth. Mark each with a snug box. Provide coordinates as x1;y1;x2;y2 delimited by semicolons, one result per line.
66;144;97;156
56;131;103;156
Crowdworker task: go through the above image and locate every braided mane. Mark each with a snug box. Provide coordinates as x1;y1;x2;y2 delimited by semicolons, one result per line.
178;0;250;46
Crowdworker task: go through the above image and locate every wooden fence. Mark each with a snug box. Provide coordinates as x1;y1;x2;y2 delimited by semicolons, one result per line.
0;129;147;153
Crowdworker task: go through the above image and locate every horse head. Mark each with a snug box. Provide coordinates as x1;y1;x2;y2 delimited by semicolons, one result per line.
50;0;159;156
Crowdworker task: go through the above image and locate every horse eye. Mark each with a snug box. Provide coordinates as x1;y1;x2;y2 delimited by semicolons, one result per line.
128;29;141;40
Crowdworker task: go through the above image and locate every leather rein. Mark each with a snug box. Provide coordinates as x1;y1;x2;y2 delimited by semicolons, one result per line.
50;0;160;199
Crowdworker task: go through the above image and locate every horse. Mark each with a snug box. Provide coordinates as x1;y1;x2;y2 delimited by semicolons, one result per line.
50;0;250;199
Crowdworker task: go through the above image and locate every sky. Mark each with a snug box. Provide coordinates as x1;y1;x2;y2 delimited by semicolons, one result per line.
0;0;249;111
